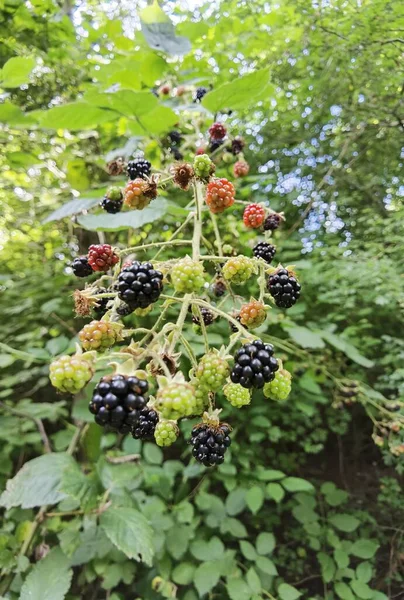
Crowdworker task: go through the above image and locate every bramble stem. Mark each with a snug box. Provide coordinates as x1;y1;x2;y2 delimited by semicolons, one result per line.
192;181;204;261
210;213;223;256
168;294;192;353
153;212;194;260
119;239;192;257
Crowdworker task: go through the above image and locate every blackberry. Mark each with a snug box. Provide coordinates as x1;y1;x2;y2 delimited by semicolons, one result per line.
50;355;94;394
100;187;123;214
223;383;251;408
212;278;227;297
154;420;179;447
243;203;266;229
209;139;224;153
192;307;214;327
168;130;183;145
230;314;243;333
194;86;207;103
171;258;205;293
209;122;227;141
223;255;257;285
78;320;123;352
127;158;151;180
190;422;231;466
267;268;301;308
155;381;197;420
92;287;110;318
239;300;266;329
194;353;230;393
264;213;282;231
205;178;235;213
231;340;279;389
263;369;292;401
132;407;159;440
171;147;183;160
117;261;164;310
89;374;149;433
88;244;119;272
72;256;93;278
253;242;277;264
231;137;245;155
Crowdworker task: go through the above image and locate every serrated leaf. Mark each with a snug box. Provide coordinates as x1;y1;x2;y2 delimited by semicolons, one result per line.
39;103;118;130
1;56;36;87
246;486;264;514
100;507;154;565
202;68;274;112
286;326;325;349
194;562;221;596
77;200;167;231
351;539;379;559
141;22;191;55
19;548;72;600
329;514;360;532
282;477;314;493
0;453;75;509
278;583;302;600
267;482;285;503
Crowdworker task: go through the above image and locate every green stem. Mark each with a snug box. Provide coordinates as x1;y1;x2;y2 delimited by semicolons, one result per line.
192;181;204;261
168;294;192;353
119;239;192;257
178;334;198;368
153;212;194;261
193;305;210;353
210;213;223;256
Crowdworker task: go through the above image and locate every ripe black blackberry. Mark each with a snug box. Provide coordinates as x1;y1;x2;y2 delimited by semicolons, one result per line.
92;287;110;318
127;158;151;180
132;407;159;439
267;268;301;308
168;130;183;145
100;188;123;214
72;256;93;278
192;307;214;326
194;87;207;103
230;314;243;333
253;242;277;264
231;137;245;155
170;147;183;160
89;374;149;433
231;340;278;389
209;139;224;153
212;278;227;297
264;213;282;231
117;261;164;310
116;302;134;317
190;422;231;466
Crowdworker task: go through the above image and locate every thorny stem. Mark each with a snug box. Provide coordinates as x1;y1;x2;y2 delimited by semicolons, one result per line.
210;212;223;256
179;334;198;368
119;239;192;257
192;181;204;261
168;294;192;353
194;304;210;354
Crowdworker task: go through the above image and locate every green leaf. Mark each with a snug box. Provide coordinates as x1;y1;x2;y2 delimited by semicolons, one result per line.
351;539;379;559
0;102;33;125
255;556;277;575
227;578;252;600
226;488;246;516
70;526;112;566
0;453;75;509
317;552;336;583
329;514;360;533
60;465;99;509
141;21;191;56
356;562;373;583
321;331;374;368
350;580;374;599
190;536;224;561
246;486;264;514
100;507;154;565
267;482;285;503
143;442;163;465
240;540;257;561
278;583;302;600
194;562;221;596
282;477;314;493
20;548;72;600
334;549;350;569
286;326;325;349
256;532;276;555
172;562;195;585
257;469;285;481
335;582;355;600
137;105;179;134
246;568;261;594
202;68;274;112
77;200;167;231
1;56;36;88
39;103;117;130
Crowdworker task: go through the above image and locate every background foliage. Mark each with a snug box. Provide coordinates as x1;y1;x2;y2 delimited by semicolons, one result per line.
0;1;403;599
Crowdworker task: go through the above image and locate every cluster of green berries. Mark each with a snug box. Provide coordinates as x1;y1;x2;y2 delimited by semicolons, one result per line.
78;320;123;352
263;369;292;401
50;355;93;394
155;381;197;420
223;255;257;285
224;383;251;408
194;352;230;392
171;258;205;293
193;154;215;181
154;420;179;447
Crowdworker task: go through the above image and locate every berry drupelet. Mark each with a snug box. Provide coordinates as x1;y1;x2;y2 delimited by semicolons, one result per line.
267;268;301;308
72;256;93;278
117;261;164;310
231;340;279;389
127;158;151;180
190;422;231;466
89;374;149;433
253;242;277;264
132;407;159;439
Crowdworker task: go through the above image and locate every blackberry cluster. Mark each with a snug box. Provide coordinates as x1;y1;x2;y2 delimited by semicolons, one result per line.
118;261;164;310
89;374;148;433
190;422;231;466
194;87;207;102
264;213;281;231
267;268;301;308
132;407;159;439
253;242;277;264
72;256;93;278
192;307;214;326
127;158;151;180
231;340;278;389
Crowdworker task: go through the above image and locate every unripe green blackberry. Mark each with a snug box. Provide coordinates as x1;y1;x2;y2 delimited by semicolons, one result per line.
223;255;257;285
50;355;93;394
223;383;251;408
194;353;230;392
154;420;179;447
193;154;215;181
193;382;210;414
155;381;197;419
171;258;205;293
263;369;292;401
78;320;123;352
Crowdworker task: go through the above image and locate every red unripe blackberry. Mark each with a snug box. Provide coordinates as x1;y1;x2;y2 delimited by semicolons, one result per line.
233;161;250;178
196;146;206;155
124;179;150;210
89;374;149;433
100;187;123;214
88;244;119;272
159;84;171;95
132;407;159;440
267;268;301;308
231;137;245;155
190;422;231;466
264;213;282;231
231;340;279;389
253;242;277;264
118;261;164;309
205;178;235;214
209;122;227;141
72;256;93;278
243;203;266;229
127;158;151;180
